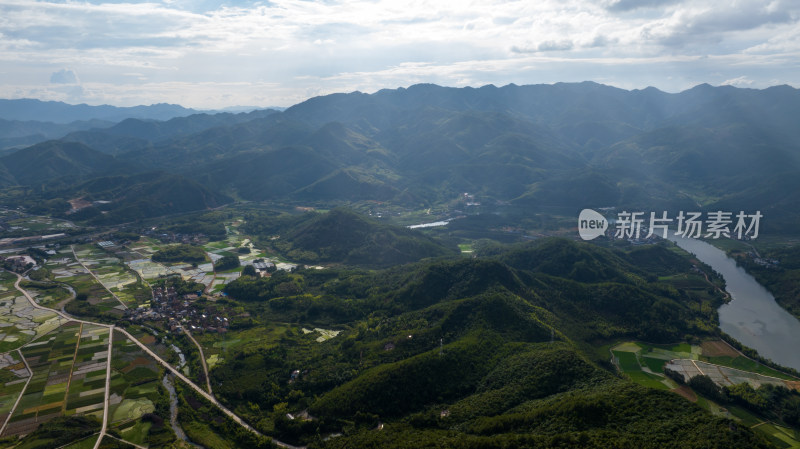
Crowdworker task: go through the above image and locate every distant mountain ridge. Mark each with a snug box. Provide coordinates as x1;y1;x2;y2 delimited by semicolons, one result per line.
2;82;799;230
0;118;114;151
0;98;199;123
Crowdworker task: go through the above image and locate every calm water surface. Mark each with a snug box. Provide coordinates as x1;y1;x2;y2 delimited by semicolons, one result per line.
667;233;800;370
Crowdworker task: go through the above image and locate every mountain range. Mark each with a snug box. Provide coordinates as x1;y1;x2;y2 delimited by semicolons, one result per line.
0;98;199;124
1;82;798;230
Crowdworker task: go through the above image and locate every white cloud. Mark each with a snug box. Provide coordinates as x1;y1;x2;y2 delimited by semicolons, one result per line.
722;75;755;86
0;0;797;108
50;68;79;84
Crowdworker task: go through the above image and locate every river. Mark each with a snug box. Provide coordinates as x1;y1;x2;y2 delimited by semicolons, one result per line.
667;233;800;371
162;373;203;448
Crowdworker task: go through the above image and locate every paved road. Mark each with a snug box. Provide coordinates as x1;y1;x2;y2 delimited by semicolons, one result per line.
184;329;213;395
0;348;34;436
9;270;303;449
94;324;114;449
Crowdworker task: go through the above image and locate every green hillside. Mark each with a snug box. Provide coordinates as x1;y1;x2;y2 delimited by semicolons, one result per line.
213;237;771;448
4;83;800;229
0;140;125;186
268;208;459;267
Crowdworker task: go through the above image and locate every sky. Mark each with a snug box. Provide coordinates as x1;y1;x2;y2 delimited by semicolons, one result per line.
0;0;798;109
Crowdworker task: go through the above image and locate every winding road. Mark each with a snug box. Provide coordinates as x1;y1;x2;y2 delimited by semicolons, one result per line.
6;270;303;449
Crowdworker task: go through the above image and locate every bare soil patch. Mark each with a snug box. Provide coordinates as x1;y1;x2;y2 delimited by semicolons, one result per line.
671;385;697;402
701;340;739;358
122;356;154;374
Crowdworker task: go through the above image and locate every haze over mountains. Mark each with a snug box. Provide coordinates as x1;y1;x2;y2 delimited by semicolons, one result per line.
2;82;799;229
0;98;199;124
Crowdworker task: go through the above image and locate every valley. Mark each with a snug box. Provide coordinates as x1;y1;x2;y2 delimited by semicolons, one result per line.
0;200;799;448
1;82;800;448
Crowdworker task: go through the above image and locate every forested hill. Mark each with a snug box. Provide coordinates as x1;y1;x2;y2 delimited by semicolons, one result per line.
254;208;459;267
216;237;770;448
2;82;799;230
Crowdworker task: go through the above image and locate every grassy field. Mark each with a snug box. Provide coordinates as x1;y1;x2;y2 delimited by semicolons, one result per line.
611;347;673;391
197;322;291;363
61;434;100;449
759;423;800;449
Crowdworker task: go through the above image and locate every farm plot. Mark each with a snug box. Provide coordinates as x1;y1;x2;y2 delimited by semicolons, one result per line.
1;322;111;438
3;322;81;436
108;330;173;447
0;273;64;353
204;230;269;266
4;215;75;234
45;248;90;281
0;351;30;429
301;327;341;343
19;280;72;309
44;248;124;315
126;326;181;369
64;324;110;418
128;239;216;288
611;346;672;390
612;339;800;447
73;244;144;308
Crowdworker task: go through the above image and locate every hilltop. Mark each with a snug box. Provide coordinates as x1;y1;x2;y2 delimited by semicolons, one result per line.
1;82;798;230
259;208;459;267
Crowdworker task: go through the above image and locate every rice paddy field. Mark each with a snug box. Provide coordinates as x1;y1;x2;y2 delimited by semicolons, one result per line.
0;314;173;446
0;351;30;431
1;322;110;437
43;247;125;316
1;214;76;234
0;272;65;353
72;244;147;308
108;330;170;447
126;238;217;290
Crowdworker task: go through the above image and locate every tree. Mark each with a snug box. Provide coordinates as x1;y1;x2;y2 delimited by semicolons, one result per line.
215;255;241;272
242;265;257;277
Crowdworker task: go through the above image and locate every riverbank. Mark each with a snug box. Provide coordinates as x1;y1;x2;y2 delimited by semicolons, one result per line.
667;233;800;371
